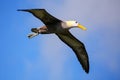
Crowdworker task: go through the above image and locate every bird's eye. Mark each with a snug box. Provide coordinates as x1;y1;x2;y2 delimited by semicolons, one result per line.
75;21;77;23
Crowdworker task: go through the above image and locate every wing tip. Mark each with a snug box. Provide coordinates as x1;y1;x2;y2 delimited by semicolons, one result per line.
17;9;45;12
84;63;89;74
85;68;89;73
17;9;29;12
80;58;89;74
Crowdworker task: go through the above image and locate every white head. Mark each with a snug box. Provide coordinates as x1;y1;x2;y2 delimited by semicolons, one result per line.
65;21;87;30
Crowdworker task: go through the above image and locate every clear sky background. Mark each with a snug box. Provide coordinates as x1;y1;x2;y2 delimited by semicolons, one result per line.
0;0;120;80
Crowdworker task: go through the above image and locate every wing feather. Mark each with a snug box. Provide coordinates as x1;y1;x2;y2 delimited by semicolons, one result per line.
56;31;89;73
18;9;61;25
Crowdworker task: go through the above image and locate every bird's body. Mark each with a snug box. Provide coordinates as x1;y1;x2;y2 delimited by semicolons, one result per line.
18;9;89;73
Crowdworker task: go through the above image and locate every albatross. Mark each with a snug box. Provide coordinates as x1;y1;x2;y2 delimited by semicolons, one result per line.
18;9;89;73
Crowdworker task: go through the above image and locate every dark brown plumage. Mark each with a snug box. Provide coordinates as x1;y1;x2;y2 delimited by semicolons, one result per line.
18;9;89;73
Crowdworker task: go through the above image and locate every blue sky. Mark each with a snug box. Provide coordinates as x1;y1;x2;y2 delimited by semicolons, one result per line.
0;0;120;80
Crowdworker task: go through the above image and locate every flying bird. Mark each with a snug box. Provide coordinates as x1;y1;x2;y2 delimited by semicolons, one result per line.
18;9;89;73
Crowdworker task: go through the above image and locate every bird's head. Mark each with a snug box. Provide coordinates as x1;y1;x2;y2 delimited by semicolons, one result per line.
65;21;87;30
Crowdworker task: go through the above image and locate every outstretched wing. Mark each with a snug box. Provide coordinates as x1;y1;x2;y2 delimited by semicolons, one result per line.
18;9;62;25
56;31;89;73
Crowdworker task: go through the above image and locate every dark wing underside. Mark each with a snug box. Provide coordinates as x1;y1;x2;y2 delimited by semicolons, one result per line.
56;31;89;73
18;9;62;25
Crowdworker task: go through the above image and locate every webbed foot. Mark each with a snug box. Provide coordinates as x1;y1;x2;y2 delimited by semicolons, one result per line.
28;33;38;39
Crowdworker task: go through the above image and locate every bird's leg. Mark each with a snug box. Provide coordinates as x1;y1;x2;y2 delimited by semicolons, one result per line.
38;26;49;34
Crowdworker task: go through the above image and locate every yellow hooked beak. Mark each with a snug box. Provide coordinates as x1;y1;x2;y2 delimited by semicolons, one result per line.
78;24;87;30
